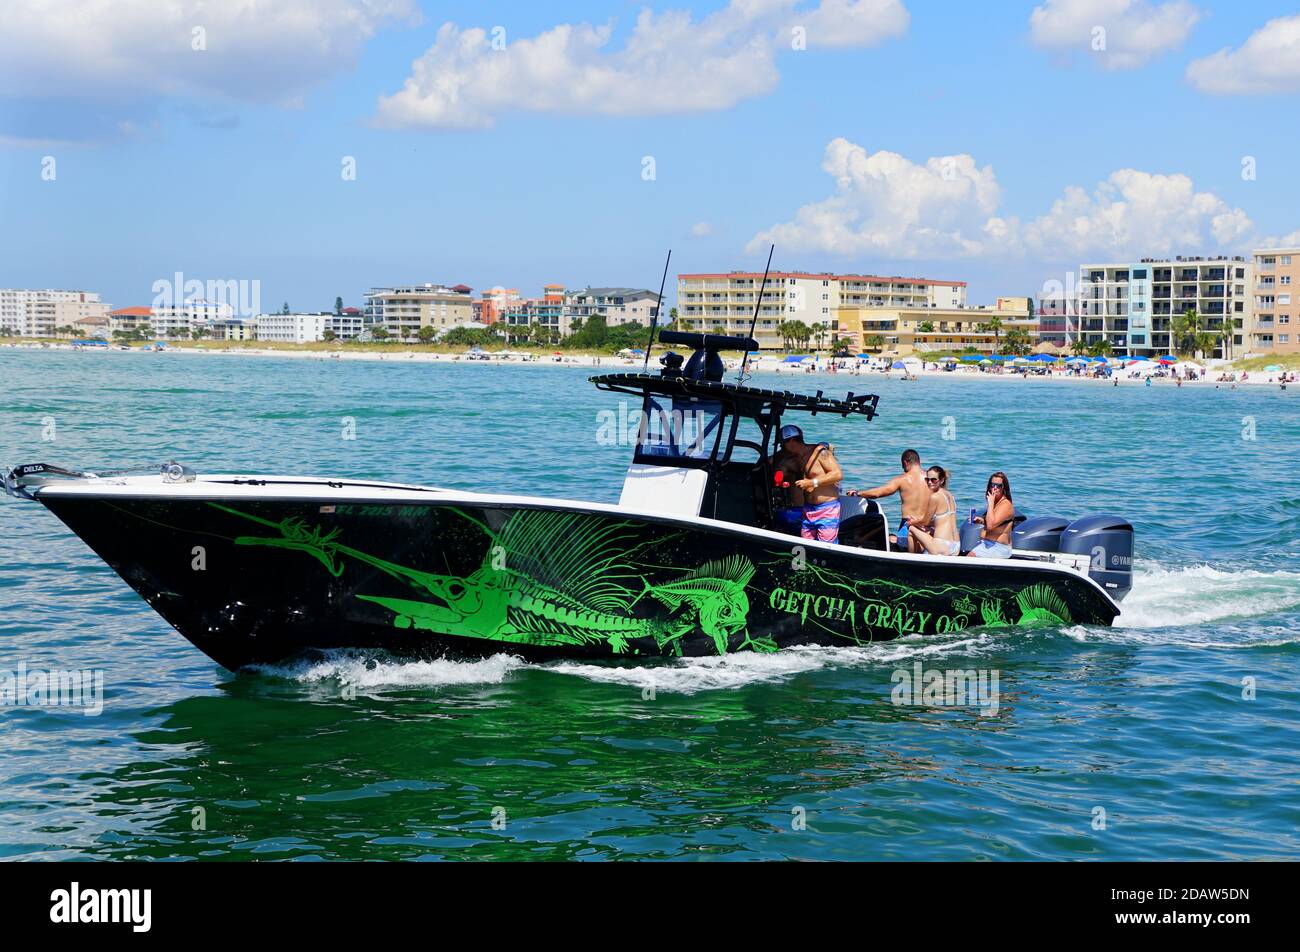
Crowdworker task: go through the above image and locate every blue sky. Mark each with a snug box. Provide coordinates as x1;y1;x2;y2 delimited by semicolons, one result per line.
2;0;1298;312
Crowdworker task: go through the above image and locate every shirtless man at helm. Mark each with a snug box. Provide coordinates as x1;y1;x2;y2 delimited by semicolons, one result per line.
847;449;930;552
777;425;843;544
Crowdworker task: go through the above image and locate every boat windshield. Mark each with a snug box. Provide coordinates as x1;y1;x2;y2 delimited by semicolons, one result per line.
637;395;725;462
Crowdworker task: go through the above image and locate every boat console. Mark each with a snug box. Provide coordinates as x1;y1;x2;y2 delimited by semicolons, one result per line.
592;331;888;548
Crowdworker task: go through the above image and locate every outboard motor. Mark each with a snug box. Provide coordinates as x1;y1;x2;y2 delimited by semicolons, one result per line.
1013;515;1069;552
1059;514;1134;601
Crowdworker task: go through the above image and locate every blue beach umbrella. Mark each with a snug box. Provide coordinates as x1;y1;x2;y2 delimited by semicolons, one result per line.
781;355;804;363
960;354;982;362
891;360;907;369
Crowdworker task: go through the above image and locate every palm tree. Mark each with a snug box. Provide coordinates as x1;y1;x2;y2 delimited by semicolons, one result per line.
1003;327;1032;356
1172;307;1202;357
1087;338;1113;358
1070;336;1089;357
813;321;828;353
978;316;1004;353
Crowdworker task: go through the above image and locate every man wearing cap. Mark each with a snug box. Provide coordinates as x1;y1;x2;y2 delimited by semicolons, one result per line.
775;425;844;543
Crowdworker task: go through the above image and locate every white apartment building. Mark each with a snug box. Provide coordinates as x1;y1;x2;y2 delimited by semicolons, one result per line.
150;299;235;338
364;284;474;339
254;312;329;344
676;272;968;349
327;311;366;340
1076;257;1251;358
0;289;111;338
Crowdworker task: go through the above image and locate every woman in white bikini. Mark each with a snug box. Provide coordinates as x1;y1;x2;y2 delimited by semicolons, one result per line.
905;466;961;557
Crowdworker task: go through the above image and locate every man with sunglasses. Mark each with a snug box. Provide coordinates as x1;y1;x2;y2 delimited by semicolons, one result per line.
847;449;929;553
967;471;1015;558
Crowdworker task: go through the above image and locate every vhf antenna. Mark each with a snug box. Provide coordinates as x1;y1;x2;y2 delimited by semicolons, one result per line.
737;244;774;384
642;250;672;373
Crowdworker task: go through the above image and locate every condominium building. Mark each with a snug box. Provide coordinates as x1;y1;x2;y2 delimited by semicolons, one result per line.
0;289;111;338
1075;257;1251;358
566;287;662;327
1251;247;1300;354
327;308;366;340
475;287;522;325
107;306;154;337
254;312;329;344
837;297;1035;357
150;299;234;338
501;285;567;339
364;284;474;339
210;318;255;341
676;271;967;349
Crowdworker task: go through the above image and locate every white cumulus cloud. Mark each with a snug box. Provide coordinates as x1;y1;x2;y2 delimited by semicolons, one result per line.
1011;169;1254;258
0;0;416;141
747;138;1001;257
374;0;909;129
1029;0;1200;70
749;138;1255;261
1186;15;1300;94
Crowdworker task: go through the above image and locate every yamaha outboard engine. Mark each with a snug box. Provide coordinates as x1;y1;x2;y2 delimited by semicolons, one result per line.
1059;514;1134;601
1013;515;1069;552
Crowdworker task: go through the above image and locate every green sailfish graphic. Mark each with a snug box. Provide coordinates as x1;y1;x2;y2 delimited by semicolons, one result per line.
211;504;756;655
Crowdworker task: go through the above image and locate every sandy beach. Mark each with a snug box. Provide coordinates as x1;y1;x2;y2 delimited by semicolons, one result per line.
3;340;1294;388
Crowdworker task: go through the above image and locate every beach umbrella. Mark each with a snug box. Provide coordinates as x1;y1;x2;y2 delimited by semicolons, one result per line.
960;354;982;362
781;355;804;363
1264;364;1283;372
979;358;993;365
855;353;875;359
1156;356;1176;365
891;360;907;369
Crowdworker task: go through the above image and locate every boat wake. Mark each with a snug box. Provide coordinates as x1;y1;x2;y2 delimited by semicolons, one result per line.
1063;561;1300;648
250;651;527;689
251;635;1005;695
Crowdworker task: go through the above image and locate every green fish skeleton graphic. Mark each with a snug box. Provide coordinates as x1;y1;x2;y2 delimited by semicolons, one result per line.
211;504;755;655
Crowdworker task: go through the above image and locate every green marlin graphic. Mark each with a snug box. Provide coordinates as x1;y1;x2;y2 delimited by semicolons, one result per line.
210;504;755;656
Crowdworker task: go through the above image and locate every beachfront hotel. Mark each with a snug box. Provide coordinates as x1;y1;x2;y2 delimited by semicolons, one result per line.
837;296;1036;357
364;284;475;339
1073;257;1252;359
675;272;967;350
1251;247;1300;354
0;289;111;338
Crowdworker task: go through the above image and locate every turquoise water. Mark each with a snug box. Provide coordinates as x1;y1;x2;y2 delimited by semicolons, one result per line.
1;350;1298;860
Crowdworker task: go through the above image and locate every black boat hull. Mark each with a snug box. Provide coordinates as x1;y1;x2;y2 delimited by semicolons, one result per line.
34;492;1119;670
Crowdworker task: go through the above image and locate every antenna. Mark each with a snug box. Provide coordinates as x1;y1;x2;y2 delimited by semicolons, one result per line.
642;250;672;372
738;244;774;383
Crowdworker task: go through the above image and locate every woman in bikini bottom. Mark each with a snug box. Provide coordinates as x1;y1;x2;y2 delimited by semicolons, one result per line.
905;465;961;556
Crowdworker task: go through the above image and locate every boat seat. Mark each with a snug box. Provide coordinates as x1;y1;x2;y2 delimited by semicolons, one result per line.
618;464;707;518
